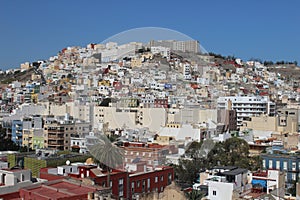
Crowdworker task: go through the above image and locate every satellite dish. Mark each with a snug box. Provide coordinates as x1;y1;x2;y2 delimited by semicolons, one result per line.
66;160;71;165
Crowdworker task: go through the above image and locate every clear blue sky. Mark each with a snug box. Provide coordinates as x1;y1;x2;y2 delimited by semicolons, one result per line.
0;0;299;69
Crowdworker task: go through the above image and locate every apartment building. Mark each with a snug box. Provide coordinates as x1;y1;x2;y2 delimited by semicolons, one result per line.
149;40;199;53
241;108;298;133
261;152;300;186
121;142;178;168
40;164;174;200
11;120;23;146
93;106;167;132
217;96;275;127
43;116;75;151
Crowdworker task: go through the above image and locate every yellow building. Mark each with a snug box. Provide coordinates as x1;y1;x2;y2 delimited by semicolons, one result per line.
99;80;111;86
155;135;176;145
141;52;153;60
130;58;142;68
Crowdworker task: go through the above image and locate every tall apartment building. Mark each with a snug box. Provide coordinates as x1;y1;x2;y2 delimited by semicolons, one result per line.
217;96;275;127
22;115;44;149
11;120;23;146
43;116;75;151
43;115;91;150
149;40;200;53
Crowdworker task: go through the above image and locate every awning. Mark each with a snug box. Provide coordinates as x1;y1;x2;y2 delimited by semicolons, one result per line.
252;179;267;188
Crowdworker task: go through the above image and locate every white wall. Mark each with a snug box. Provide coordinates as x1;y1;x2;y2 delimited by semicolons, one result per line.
207;181;233;200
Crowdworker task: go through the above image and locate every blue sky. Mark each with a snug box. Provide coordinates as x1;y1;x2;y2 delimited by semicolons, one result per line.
0;0;299;69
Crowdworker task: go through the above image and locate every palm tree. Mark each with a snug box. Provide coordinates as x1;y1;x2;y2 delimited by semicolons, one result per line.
87;133;124;187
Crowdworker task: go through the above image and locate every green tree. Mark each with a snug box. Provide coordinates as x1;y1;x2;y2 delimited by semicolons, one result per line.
185;189;205;200
175;158;203;186
223;137;250;168
0;125;19;151
174;138;261;186
287;180;297;196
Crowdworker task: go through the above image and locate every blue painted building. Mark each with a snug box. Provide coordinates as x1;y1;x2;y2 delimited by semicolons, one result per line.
261;152;300;185
11;120;23;146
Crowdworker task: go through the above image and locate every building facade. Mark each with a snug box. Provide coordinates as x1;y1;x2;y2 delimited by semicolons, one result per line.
217;96;275;127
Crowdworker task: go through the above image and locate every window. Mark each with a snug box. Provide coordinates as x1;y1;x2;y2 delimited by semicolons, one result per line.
160;175;164;182
292;162;296;171
213;190;217;196
276;161;280;170
119;178;124;197
155;176;158;183
131;182;135;193
168;173;172;184
21;174;25;182
269;160;273;169
142;180;146;192
283;161;287;170
147;178;150;190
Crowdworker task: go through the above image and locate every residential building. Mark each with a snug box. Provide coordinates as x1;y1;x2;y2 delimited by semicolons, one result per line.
0;168;33;195
0;179;111;200
261;151;300;186
217;96;276;127
241;108;298;134
121;142;178;168
11;120;23;146
149;40;199;53
250;169;285;195
200;166;250;200
40;163;174;200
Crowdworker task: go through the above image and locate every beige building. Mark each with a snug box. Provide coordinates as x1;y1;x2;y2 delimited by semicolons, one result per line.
43;117;75;151
22;129;44;150
167;108;218;125
20;62;31;70
241;109;298;133
130;58;143;68
140;182;186;200
93;106;167;132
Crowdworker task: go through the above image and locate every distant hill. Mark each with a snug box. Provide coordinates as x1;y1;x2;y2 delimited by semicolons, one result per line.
0;68;35;85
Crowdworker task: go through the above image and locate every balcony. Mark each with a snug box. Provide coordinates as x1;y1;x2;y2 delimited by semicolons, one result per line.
48;141;64;145
48;134;64;140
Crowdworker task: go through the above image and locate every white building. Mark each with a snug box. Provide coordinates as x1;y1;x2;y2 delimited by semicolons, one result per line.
182;63;192;80
200;167;250;200
0;168;34;195
0;161;8;169
158;124;202;142
217;96;275;126
150;46;170;60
